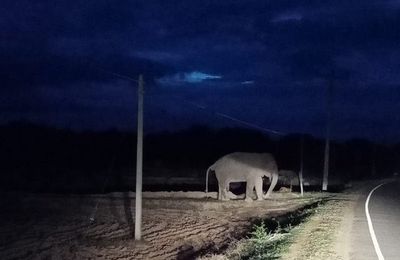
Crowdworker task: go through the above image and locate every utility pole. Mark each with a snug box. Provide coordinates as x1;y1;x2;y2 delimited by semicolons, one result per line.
322;79;333;191
135;74;144;240
299;135;304;196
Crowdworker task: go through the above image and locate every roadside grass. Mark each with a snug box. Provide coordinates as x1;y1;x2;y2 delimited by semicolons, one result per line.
281;195;352;260
198;197;329;260
227;222;292;259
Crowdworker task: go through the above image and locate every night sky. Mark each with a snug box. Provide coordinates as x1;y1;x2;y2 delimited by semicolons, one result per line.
1;0;400;141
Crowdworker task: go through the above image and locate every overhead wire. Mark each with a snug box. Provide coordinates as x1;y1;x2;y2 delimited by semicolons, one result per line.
85;60;286;136
165;94;286;136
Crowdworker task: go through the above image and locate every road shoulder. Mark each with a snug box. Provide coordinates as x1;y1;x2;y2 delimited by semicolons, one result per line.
281;193;358;260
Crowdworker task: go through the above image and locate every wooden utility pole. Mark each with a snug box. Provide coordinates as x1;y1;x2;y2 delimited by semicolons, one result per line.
322;79;333;191
299;135;304;196
135;74;144;240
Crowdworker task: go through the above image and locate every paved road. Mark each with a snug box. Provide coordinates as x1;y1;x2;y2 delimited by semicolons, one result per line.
350;181;400;260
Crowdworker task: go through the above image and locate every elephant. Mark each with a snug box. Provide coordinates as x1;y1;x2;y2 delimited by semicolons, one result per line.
205;152;279;202
278;170;300;192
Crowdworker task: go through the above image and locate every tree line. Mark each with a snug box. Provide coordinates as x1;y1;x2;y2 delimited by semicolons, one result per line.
0;121;398;193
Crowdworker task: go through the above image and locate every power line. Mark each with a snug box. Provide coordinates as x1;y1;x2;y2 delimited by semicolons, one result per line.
167;94;286;136
86;63;286;136
216;112;284;136
88;62;139;83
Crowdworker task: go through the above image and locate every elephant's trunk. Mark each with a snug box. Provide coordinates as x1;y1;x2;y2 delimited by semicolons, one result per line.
263;171;278;199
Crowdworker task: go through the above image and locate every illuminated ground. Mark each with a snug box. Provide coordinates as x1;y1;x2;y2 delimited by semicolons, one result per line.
277;179;400;260
0;191;323;260
350;180;400;260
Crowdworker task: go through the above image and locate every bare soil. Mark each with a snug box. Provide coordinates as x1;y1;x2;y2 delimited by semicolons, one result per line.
0;191;324;260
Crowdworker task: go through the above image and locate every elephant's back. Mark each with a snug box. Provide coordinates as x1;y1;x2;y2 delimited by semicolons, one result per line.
214;152;277;172
229;152;277;169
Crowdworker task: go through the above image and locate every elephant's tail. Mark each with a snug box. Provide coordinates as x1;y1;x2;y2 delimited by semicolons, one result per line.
205;164;215;194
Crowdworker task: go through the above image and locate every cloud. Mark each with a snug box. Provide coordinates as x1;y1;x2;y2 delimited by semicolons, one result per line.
241;80;255;85
157;71;222;85
132;50;183;63
271;12;303;23
0;39;172;89
283;48;351;81
1;0;399;139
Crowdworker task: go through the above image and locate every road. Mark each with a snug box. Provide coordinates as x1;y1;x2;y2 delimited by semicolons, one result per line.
350;180;400;260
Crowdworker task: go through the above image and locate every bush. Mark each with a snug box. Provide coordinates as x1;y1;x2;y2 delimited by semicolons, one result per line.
235;222;290;260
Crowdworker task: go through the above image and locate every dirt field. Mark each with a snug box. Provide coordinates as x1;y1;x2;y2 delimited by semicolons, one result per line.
0;191;324;260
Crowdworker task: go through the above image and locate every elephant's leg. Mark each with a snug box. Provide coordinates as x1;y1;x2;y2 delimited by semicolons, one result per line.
255;177;263;201
245;179;255;202
225;182;236;199
221;180;230;201
217;177;223;200
264;173;278;198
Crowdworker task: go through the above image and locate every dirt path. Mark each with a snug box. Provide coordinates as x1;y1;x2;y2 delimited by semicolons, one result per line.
0;192;322;260
281;193;357;260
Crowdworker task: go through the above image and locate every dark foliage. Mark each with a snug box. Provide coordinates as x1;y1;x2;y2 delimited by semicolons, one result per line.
0;121;398;193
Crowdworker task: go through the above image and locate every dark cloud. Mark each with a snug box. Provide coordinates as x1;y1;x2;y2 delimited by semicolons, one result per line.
284;49;351;80
1;0;399;140
0;45;170;88
0;0;173;89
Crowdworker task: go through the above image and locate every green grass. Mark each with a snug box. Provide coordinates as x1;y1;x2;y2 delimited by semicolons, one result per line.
242;222;291;259
208;200;326;260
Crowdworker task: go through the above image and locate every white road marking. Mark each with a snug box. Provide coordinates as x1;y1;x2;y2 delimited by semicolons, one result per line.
365;183;386;260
